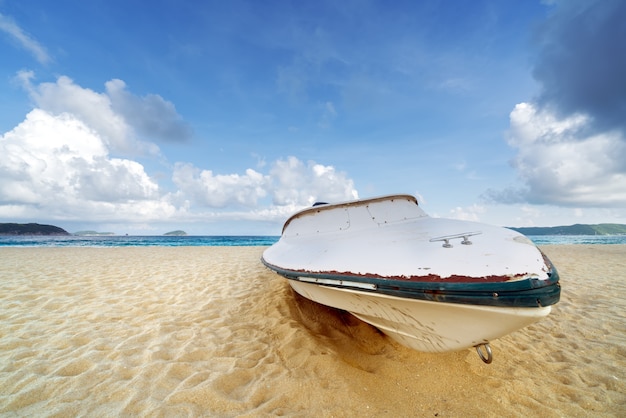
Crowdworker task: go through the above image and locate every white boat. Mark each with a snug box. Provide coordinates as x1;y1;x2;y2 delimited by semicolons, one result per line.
262;194;560;363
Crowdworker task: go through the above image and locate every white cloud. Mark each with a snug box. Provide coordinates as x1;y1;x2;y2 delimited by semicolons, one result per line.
0;101;358;227
449;204;486;222
0;13;50;64
17;71;190;156
105;79;192;143
1;73;359;230
531;0;626;134
0;109;169;221
172;163;269;208
269;156;358;206
486;103;626;207
172;156;359;210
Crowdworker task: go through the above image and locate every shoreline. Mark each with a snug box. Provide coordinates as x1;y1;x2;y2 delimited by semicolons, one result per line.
1;245;624;416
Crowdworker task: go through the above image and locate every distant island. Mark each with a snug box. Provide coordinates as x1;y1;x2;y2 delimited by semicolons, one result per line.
73;231;116;236
0;223;70;236
509;223;626;236
164;230;187;236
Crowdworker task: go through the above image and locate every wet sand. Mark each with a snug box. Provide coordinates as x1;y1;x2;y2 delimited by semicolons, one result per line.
0;245;624;417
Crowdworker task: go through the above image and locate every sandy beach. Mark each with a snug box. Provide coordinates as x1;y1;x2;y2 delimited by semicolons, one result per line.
0;245;624;417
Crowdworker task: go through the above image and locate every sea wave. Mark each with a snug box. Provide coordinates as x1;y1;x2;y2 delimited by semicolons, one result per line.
528;235;626;245
0;235;280;247
1;234;624;247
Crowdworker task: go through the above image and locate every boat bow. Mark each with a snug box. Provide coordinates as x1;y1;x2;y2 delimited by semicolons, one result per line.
262;194;560;358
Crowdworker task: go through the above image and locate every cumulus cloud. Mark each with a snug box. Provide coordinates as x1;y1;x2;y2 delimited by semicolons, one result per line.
0;108;172;221
105;79;192;143
0;106;358;225
18;71;190;156
488;1;626;209
449;204;486;222
0;103;358;223
173;156;358;210
1;72;358;228
269;156;358;205
0;13;50;64
532;0;626;133
485;103;626;207
0;73;188;223
172;164;269;208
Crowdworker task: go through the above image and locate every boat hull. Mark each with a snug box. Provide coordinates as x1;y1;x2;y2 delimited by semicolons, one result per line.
289;280;551;352
262;194;560;355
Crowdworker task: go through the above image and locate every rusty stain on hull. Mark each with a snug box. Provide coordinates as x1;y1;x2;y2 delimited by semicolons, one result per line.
281;267;527;283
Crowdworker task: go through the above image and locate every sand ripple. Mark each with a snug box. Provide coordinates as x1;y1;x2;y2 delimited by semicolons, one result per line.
0;245;624;416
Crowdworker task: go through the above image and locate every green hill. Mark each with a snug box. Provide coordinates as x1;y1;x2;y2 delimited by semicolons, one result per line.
0;223;70;236
509;223;626;236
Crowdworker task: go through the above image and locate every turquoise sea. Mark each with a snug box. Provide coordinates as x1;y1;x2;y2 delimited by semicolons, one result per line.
526;235;626;245
0;235;280;247
0;234;625;247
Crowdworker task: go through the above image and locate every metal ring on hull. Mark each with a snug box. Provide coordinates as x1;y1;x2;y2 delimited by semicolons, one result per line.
475;343;493;364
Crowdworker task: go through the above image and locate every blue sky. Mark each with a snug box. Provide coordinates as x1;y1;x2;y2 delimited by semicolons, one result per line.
1;0;625;235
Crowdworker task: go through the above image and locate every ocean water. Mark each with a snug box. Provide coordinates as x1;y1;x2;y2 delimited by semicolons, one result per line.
526;234;626;245
0;235;280;247
0;234;625;247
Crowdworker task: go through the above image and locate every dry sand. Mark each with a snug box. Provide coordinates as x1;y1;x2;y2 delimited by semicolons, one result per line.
0;245;624;417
